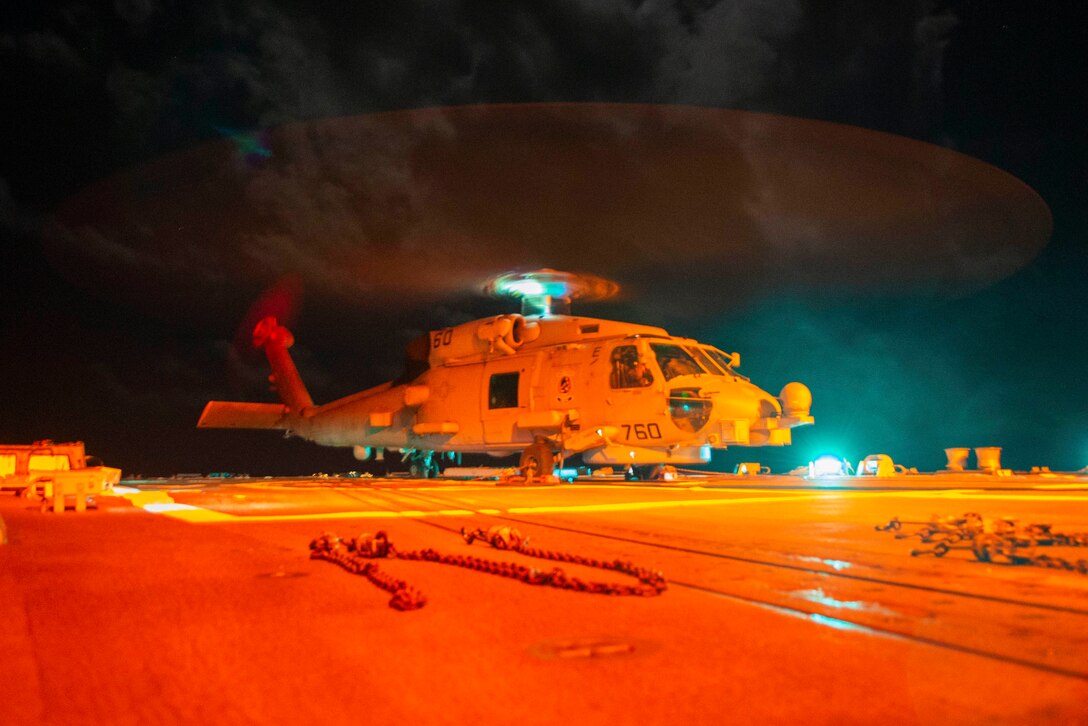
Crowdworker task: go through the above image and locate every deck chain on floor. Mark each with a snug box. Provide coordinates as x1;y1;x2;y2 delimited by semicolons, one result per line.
309;525;667;610
876;512;1088;574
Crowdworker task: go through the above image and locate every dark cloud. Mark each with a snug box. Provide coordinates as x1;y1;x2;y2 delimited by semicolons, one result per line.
2;2;966;172
653;0;805;104
913;8;958;114
113;0;157;29
0;177;29;234
3;29;91;75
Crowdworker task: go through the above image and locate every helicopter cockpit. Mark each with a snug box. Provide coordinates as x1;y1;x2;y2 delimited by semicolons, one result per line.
610;340;745;387
602;336;771;436
649;343;704;380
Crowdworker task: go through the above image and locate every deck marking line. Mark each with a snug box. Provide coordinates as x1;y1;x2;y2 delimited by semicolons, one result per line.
113;486;1083;524
507;492;866;515
113;487;491;523
926;492;1088;502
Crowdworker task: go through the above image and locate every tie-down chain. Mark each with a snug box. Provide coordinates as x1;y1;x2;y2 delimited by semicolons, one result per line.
309;525;667;610
876;512;1088;573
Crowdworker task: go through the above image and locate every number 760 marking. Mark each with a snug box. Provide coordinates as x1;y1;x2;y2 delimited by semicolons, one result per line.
622;423;662;440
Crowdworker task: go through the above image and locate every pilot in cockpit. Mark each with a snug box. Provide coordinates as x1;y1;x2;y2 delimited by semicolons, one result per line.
611;345;654;388
629;360;652;387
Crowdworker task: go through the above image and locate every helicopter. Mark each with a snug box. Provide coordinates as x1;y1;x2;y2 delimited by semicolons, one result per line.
198;270;813;480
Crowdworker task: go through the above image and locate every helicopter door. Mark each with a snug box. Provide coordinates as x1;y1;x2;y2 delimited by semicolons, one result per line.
481;356;532;446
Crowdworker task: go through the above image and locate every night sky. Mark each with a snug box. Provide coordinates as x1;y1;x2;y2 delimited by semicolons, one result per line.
1;1;1085;476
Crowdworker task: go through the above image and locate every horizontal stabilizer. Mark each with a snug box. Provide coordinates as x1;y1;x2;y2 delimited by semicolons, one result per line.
198;401;290;429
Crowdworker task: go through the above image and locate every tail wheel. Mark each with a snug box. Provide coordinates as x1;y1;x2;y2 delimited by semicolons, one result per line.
519;442;555;482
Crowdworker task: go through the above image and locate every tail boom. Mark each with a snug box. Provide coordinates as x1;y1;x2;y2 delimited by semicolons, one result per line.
253;317;314;413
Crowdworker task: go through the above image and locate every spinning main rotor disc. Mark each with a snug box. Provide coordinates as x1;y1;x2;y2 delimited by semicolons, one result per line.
48;103;1050;320
485;269;619;316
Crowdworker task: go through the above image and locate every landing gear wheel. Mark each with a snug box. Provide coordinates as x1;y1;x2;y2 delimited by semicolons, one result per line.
626;465;658;481
625;464;675;481
519;442;555;483
408;452;439;479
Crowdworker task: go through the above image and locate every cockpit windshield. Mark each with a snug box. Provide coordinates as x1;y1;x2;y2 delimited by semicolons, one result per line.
704;347;747;380
686;346;726;376
650;343;705;381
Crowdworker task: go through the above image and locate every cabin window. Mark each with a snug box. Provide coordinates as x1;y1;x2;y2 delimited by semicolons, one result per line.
610;345;654;389
650;343;705;380
28;454;71;471
488;372;520;409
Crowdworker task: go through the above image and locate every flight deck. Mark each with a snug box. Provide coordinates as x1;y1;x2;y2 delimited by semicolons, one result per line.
2;472;1087;724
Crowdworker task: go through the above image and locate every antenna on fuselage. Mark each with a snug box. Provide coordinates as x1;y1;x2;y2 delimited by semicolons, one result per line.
485;269;619;317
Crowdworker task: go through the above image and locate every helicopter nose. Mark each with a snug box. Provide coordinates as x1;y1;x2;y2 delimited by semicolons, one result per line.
710;381;781;420
669;381;784;435
697;382;790;447
757;392;782;418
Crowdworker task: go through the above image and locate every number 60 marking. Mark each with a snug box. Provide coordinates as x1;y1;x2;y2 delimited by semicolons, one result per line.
432;328;454;348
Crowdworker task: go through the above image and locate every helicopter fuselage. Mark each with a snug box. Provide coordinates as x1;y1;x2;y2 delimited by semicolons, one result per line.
200;313;813;468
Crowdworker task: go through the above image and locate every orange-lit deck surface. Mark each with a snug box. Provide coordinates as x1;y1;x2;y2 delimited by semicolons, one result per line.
2;474;1087;724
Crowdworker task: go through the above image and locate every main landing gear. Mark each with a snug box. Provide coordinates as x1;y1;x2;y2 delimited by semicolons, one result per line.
403;450;462;479
625;464;677;482
519;438;555;483
404;450;440;479
408;456;439;479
